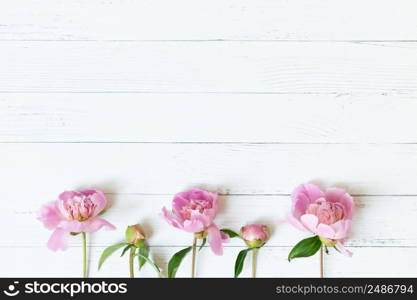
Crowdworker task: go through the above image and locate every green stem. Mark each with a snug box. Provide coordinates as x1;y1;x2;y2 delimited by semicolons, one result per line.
129;247;135;278
191;236;197;278
252;248;258;278
82;232;87;278
320;245;324;278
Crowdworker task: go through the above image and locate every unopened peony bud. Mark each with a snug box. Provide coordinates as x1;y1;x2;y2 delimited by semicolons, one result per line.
240;224;269;248
125;225;146;247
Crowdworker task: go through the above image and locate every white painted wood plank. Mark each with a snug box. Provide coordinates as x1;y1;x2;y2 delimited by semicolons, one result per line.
2;195;416;247
1;0;416;41
1;143;417;195
1;42;416;93
1;93;417;143
0;0;415;280
1;246;415;277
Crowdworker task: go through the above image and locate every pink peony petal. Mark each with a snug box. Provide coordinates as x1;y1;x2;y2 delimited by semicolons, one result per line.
292;184;325;219
206;191;219;213
325;188;355;220
172;195;189;219
85;189;107;217
190;189;217;202
286;214;308;231
300;214;319;234
330;220;344;238
60;220;87;233
58;190;80;202
207;223;224;255
47;228;69;251
330;220;351;240
190;211;212;228
57;189;108;221
38;201;63;230
241;224;268;241
57;191;79;217
162;207;183;229
220;231;230;243
316;224;336;239
182;219;205;233
343;220;352;235
202;207;217;224
84;217;116;233
335;241;353;257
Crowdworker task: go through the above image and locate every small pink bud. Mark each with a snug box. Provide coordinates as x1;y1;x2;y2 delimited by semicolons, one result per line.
240;224;269;248
125;225;146;247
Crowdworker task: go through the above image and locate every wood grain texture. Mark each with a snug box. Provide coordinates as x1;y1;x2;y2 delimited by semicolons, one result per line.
1;93;417;143
1;246;416;278
2;194;416;248
1;0;416;278
1;143;416;196
1;41;416;93
0;0;416;41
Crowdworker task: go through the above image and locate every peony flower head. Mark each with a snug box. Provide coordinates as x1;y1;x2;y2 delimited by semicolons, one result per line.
287;183;354;256
240;224;269;248
162;188;229;255
38;189;116;251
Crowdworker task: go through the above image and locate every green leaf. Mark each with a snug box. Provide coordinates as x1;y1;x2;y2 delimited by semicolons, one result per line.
138;244;150;270
288;236;322;261
198;238;206;251
221;229;241;239
98;242;128;270
167;246;192;278
234;249;250;278
120;244;133;257
137;253;164;278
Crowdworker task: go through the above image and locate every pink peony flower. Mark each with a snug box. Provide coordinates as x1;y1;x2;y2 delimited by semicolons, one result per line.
38;189;116;251
287;183;354;256
162;188;229;255
240;224;269;248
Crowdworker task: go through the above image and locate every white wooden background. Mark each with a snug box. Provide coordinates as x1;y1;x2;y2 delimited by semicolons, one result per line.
0;0;416;278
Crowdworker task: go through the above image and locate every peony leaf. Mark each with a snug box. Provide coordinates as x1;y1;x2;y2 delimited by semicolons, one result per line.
167;246;192;278
234;248;250;278
221;229;241;239
120;244;133;257
198;238;207;251
288;236;322;261
98;242;128;270
136;253;164;278
138;244;150;270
